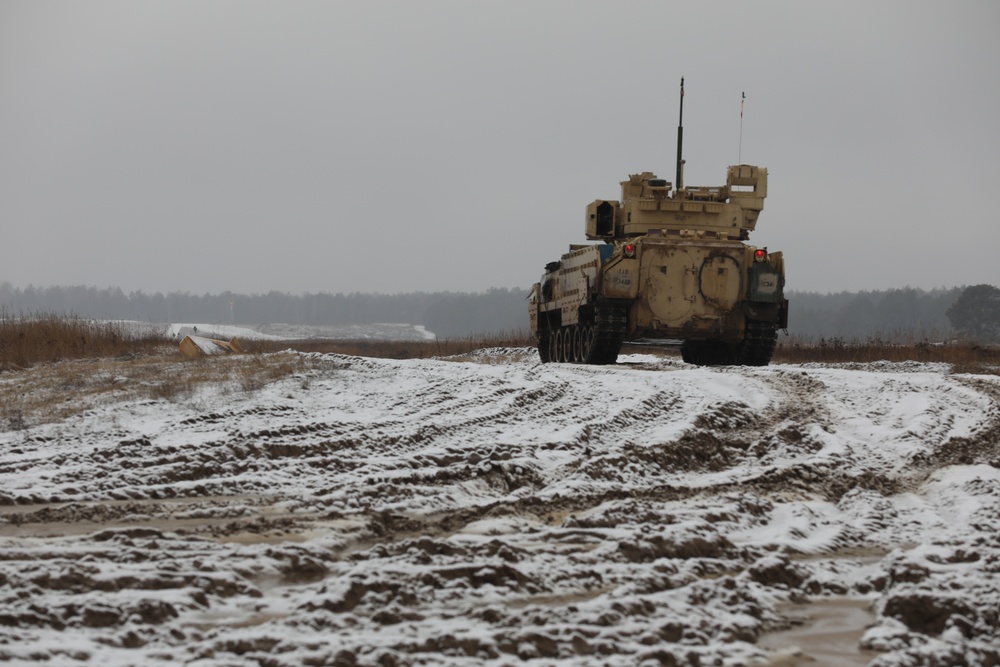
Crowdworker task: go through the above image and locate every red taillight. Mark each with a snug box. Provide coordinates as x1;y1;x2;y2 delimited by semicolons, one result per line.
624;244;636;258
754;249;766;262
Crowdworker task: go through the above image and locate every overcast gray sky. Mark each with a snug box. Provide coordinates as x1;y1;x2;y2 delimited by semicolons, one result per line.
2;1;998;296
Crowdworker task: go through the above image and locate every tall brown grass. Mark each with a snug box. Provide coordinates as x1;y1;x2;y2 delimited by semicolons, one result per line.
0;310;172;371
773;335;999;371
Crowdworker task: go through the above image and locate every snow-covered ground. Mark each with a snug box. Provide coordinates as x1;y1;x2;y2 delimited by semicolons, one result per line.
165;322;437;342
1;350;998;666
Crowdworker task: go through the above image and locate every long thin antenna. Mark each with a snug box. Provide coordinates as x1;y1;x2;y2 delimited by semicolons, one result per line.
676;77;684;191
738;91;745;164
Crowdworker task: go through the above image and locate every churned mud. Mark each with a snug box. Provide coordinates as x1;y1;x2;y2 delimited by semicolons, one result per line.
759;597;878;666
1;350;999;666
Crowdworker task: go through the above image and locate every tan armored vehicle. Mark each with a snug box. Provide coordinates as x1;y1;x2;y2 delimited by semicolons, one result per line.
529;81;788;365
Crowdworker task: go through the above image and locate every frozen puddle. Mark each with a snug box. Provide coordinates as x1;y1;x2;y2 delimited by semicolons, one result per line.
760;597;878;666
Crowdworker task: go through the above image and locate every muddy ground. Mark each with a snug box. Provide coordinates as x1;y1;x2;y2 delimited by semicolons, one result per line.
1;350;999;666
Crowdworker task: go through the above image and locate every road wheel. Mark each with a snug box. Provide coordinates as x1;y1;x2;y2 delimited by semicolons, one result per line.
548;329;561;362
581;325;595;362
562;327;574;363
571;325;584;362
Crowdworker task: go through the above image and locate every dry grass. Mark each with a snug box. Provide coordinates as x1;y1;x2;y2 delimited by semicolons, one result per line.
773;336;1000;373
0;310;172;371
0;351;313;432
236;353;310;393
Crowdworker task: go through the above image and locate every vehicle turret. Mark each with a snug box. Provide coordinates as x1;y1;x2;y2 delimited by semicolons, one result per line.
586;165;767;242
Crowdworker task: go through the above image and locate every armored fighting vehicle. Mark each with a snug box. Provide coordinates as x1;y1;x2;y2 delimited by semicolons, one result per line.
529;80;787;366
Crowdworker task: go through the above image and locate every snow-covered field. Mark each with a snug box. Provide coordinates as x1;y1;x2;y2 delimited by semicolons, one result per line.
1;350;998;666
165;323;437;342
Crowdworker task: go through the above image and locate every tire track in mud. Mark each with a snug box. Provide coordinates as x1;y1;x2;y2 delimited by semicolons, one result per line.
914;375;1000;470
3;356;791;538
4;356;996;525
2;353;1000;666
721;365;1000;501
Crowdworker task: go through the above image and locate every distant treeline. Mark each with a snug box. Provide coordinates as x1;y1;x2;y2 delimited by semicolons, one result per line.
787;287;961;340
0;282;964;340
0;283;530;339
